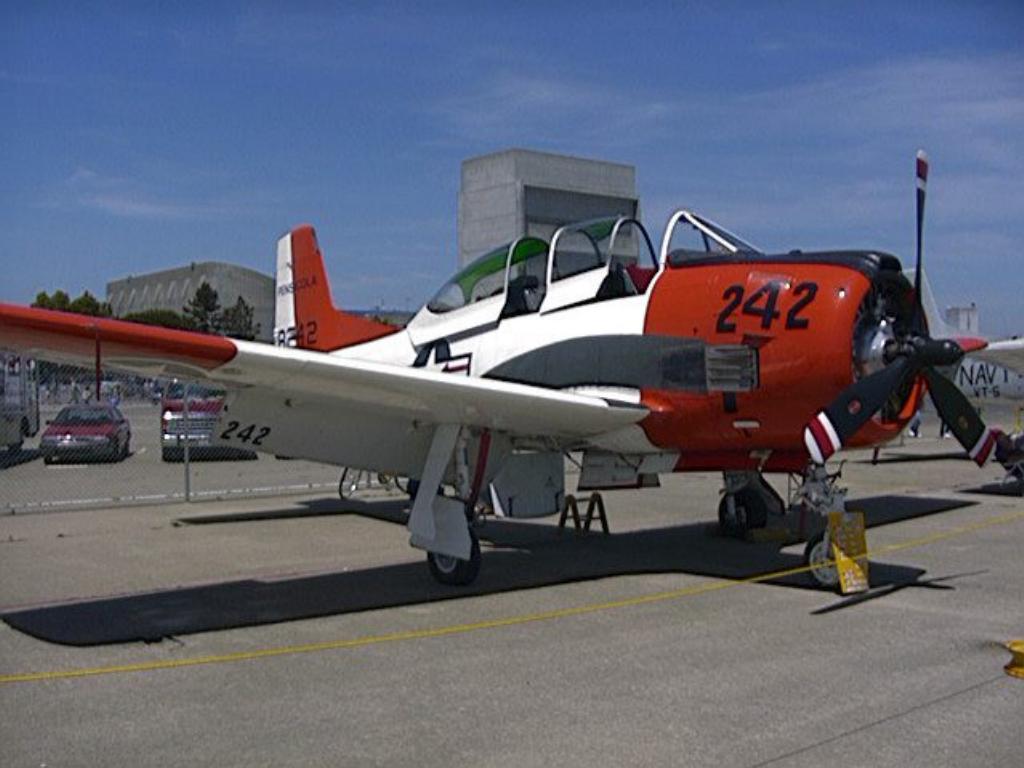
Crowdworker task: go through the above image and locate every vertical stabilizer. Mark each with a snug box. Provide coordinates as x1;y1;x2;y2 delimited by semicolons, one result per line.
274;226;397;351
905;268;956;339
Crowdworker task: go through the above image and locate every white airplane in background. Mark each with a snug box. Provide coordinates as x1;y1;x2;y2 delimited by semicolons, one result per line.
916;273;1024;407
954;354;1024;404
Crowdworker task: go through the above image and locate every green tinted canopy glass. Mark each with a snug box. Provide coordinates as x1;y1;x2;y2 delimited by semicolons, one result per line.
427;238;548;313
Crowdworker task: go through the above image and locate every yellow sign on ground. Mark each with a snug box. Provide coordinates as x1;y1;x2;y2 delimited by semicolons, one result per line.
1005;641;1024;680
829;511;869;594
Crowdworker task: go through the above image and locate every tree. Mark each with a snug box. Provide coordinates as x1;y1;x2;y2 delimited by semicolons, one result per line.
33;289;111;316
220;296;259;340
33;290;71;312
68;291;112;317
182;281;222;334
121;309;196;331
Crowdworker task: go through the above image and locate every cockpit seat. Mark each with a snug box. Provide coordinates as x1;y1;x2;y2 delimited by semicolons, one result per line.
502;275;543;318
625;264;657;293
596;263;638;301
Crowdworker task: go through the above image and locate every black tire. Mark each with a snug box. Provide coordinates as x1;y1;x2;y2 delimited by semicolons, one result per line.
427;528;481;586
162;447;179;462
717;488;769;538
43;454;53;465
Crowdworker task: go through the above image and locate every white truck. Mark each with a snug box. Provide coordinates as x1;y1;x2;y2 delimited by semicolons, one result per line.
0;353;40;452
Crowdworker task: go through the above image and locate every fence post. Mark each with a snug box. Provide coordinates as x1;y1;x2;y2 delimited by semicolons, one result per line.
183;381;191;502
94;326;101;402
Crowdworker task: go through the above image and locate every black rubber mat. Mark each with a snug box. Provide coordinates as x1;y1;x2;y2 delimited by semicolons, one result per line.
959;479;1023;498
3;494;973;646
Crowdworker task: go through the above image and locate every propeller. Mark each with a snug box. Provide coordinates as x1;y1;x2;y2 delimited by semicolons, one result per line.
912;150;927;331
803;152;998;467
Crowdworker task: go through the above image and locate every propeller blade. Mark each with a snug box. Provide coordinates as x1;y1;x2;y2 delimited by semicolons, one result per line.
804;358;915;464
913;150;928;325
921;367;997;466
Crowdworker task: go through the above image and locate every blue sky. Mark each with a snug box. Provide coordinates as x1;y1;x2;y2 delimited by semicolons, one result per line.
2;1;1022;335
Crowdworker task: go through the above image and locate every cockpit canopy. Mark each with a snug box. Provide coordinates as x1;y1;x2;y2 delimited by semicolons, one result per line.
425;216;662;316
418;209;758;329
427;238;548;314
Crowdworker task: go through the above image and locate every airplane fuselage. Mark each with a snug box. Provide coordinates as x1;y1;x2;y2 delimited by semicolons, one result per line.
954;357;1024;402
329;249;919;474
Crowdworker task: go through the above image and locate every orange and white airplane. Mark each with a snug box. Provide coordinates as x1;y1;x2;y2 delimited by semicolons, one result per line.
0;152;1007;588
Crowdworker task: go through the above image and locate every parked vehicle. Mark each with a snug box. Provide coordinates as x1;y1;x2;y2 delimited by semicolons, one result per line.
160;381;256;461
40;404;131;464
0;353;40;452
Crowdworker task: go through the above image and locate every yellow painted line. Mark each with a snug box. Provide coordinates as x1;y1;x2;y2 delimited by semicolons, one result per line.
2;508;1023;686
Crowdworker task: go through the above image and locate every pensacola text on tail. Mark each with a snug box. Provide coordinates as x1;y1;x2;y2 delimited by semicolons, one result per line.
274;225;397;351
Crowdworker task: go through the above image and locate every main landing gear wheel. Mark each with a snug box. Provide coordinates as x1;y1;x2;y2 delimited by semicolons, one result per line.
427;528;481;586
717;488;769;539
804;531;839;590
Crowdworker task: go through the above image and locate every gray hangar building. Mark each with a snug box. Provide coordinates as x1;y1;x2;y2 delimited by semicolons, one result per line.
106;262;275;342
459;149;639;266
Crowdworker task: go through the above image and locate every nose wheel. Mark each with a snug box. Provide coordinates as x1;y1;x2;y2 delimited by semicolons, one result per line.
804;530;839;589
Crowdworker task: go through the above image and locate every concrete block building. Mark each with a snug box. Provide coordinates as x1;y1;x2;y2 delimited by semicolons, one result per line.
945;304;980;335
106;262;274;342
458;149;639;265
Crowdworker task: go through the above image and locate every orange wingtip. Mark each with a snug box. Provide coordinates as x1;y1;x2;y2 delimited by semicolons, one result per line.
955;336;988;354
0;303;237;369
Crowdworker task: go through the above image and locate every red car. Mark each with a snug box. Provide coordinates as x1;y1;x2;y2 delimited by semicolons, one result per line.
160;381;255;461
40;404;131;464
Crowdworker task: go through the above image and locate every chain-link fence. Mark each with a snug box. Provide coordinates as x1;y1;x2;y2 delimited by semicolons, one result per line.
1;359;345;514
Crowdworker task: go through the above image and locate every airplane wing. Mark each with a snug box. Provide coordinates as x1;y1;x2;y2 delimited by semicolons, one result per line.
972;338;1024;374
0;304;645;466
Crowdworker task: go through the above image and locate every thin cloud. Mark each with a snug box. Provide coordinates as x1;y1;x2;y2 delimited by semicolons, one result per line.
43;166;260;222
435;72;676;149
438;54;1023;166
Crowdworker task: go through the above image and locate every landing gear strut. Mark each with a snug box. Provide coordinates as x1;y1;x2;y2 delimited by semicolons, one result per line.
792;464;854;590
409;425;492;587
720;466;863;592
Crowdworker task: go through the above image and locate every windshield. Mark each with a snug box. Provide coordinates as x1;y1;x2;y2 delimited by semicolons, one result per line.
54;406;116;425
427;238;548;314
165;382;224;399
664;211;762;262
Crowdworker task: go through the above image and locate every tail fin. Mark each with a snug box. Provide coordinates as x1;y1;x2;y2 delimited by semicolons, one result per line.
274;225;397;351
906;267;956;338
905;267;986;352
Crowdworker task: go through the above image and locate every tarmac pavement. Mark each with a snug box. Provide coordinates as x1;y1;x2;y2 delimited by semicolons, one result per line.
1;435;1022;767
